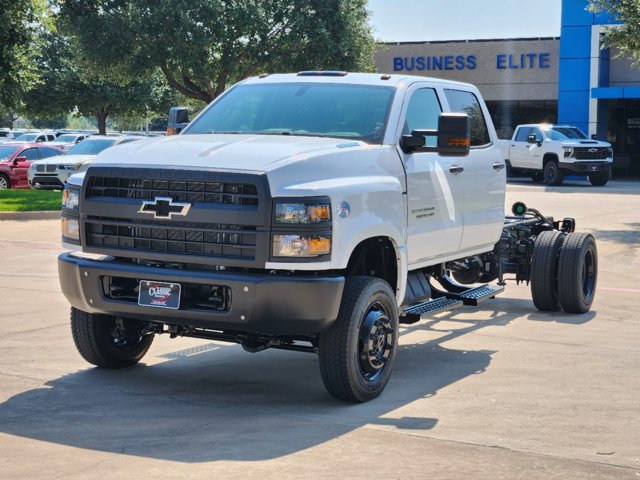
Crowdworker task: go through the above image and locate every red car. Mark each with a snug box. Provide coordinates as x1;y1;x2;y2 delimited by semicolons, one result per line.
0;143;64;189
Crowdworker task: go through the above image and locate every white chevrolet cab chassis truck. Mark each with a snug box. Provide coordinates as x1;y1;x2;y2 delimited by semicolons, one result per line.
499;124;613;186
58;72;598;402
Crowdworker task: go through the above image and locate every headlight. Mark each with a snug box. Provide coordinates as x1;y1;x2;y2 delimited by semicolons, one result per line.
272;235;331;257
274;201;331;224
607;147;613;156
62;188;80;209
59;163;82;170
61;217;80;240
563;146;573;158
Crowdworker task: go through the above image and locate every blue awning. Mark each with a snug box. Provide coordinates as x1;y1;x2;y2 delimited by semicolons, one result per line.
592;86;640;99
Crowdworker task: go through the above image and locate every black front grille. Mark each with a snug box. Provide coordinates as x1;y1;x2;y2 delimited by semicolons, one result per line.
86;217;257;260
574;147;610;160
36;164;56;173
87;177;259;206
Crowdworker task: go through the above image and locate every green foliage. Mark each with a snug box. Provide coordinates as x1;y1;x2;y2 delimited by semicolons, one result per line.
24;31;181;134
0;190;62;212
0;0;40;109
588;1;640;63
32;116;68;129
60;0;376;103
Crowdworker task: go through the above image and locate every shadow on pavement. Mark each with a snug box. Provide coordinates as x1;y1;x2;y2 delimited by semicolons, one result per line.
0;297;592;462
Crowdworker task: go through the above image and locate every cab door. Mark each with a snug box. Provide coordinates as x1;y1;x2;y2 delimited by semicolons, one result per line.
400;85;465;266
13;148;39;187
443;88;506;251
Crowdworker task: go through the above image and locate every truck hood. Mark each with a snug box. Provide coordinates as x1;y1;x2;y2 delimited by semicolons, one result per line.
561;139;611;147
92;134;373;172
31;154;96;166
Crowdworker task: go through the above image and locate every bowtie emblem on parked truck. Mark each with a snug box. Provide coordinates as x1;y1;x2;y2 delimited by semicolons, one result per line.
58;72;598;402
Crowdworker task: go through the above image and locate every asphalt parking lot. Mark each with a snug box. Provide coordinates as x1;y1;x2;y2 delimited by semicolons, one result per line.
1;178;639;479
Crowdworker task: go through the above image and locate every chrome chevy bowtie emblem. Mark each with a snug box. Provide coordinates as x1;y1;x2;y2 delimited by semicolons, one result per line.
588;148;598;153
138;197;191;219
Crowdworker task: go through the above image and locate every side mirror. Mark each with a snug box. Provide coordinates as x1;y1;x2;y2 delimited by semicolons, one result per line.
167;107;190;135
401;113;470;156
13;156;27;165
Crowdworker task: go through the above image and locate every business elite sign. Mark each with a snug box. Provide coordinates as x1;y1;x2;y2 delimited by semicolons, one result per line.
393;52;551;72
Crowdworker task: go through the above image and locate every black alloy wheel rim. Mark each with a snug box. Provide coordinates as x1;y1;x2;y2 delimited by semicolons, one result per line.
582;248;596;299
545;164;555;182
357;301;395;382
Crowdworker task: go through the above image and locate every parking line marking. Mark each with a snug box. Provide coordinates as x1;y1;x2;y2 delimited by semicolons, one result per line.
600;287;640;294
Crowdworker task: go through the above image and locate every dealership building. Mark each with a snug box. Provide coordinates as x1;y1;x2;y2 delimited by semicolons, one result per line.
375;0;639;176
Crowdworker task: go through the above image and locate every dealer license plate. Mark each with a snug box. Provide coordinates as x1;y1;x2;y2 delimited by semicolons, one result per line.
138;280;181;310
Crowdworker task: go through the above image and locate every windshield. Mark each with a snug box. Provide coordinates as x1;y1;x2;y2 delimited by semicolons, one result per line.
0;145;19;161
185;82;396;143
544;127;588;140
55;135;79;142
14;133;39;142
67;138;115;155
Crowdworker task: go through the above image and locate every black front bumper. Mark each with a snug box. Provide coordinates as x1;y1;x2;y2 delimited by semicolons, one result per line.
559;161;612;173
58;252;344;336
31;175;65;189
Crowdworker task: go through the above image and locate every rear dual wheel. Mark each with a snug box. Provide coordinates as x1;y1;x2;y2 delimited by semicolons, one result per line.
530;232;597;313
557;233;598;313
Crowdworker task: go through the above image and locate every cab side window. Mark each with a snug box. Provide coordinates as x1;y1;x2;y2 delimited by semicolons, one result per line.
515;127;531;142
20;149;39;161
444;89;491;146
531;128;543;141
39;147;62;159
403;88;441;147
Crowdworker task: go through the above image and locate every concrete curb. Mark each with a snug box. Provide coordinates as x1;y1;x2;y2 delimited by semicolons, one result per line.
0;210;60;221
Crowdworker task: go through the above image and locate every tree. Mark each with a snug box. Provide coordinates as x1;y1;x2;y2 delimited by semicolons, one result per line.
59;0;376;104
25;32;180;134
588;1;640;63
0;0;45;125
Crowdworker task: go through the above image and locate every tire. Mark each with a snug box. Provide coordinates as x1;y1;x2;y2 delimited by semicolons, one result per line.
530;230;566;311
531;172;544;183
557;233;598;313
0;174;10;190
588;170;610;186
70;307;154;368
319;277;399;402
543;161;564;186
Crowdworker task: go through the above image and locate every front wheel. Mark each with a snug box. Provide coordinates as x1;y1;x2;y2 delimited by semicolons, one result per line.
70;307;154;368
588;170;610;186
543;161;564;186
319;277;399;402
0;174;10;190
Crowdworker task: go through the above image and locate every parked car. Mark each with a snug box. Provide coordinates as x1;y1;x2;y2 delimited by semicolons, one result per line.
28;135;141;189
0;143;65;189
9;132;57;144
44;133;90;152
0;130;27;144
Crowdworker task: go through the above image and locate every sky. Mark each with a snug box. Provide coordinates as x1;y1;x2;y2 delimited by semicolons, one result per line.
368;0;563;42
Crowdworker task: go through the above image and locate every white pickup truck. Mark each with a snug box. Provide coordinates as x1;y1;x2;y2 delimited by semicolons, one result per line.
58;72;598;402
499;124;613;186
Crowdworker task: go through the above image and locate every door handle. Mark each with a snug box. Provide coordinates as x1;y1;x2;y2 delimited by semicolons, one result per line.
493;162;505;170
449;165;464;174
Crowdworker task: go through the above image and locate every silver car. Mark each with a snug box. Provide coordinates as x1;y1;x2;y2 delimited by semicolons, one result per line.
29;135;141;189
